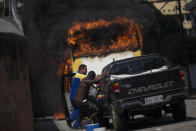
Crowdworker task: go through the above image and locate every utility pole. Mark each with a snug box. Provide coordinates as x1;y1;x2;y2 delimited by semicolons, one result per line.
177;0;192;96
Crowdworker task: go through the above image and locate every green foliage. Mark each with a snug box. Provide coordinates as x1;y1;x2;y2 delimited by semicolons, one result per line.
143;3;196;65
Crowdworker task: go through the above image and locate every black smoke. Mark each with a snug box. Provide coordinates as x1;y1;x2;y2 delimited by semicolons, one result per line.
24;0;154;51
73;23;128;48
22;0;155;116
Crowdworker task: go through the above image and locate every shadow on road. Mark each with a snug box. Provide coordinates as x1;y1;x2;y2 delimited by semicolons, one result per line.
127;115;196;130
34;118;61;131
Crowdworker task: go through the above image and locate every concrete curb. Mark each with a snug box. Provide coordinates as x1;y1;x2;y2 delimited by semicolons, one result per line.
187;95;196;99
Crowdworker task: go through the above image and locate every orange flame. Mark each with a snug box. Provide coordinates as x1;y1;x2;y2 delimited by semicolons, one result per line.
54;112;65;120
55;59;72;120
57;58;72;94
64;58;72;74
57;58;72;77
68;17;143;57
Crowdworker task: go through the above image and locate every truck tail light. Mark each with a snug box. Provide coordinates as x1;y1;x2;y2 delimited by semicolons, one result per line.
113;82;120;93
180;70;185;80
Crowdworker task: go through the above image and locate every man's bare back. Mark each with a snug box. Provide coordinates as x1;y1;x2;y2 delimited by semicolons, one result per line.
73;73;105;103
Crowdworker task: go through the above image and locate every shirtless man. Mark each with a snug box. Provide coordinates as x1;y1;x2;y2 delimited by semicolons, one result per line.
73;71;107;121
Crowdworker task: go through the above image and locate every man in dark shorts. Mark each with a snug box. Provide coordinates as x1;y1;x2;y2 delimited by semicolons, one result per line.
73;71;107;122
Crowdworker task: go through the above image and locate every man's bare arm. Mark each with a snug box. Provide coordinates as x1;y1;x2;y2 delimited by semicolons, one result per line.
83;75;105;84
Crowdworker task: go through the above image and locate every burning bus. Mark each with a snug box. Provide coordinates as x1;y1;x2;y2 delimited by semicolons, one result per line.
56;17;144;120
68;17;143;75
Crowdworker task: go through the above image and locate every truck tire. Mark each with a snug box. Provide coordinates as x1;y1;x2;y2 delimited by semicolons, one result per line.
111;105;127;131
172;101;186;121
152;109;162;119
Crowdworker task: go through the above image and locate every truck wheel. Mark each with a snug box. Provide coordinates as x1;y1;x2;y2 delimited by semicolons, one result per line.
172;101;186;121
111;105;127;131
152;109;162;119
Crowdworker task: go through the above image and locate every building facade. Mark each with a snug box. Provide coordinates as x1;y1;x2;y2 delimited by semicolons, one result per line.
146;0;192;32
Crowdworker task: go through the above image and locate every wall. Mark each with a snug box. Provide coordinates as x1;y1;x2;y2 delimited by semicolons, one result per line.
191;8;196;36
188;63;196;89
0;33;33;131
152;0;191;15
184;63;196;96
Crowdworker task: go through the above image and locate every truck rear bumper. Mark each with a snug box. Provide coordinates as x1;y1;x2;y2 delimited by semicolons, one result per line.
112;93;186;113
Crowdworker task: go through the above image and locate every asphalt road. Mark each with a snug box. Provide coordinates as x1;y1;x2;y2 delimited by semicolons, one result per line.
130;99;196;131
34;99;196;131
